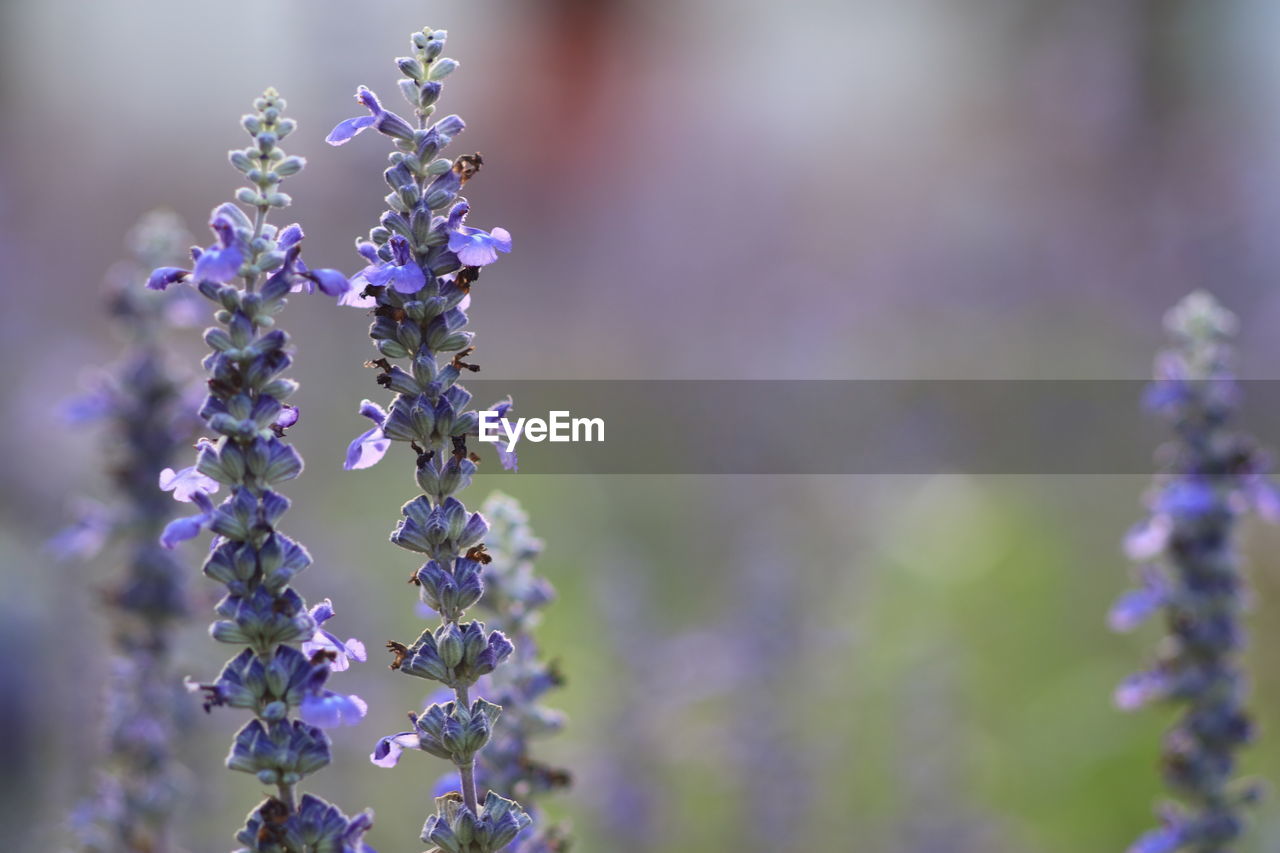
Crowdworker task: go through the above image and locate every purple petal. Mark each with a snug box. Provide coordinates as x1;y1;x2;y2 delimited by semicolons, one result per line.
1128;827;1184;853
160;513;208;549
1156;480;1217;518
159;466;220;503
278;223;304;249
447;201;470;230
303;628;364;672
326;115;376;146
390;264;427;294
371;732;419;768
1114;671;1168;711
432;772;462;798
358;399;388;426
146;266;190;291
61;386;115;424
489;227;513;253
307;268;351;297
432;114;465;143
355;86;381;114
193;246;244;283
310;598;336;624
1124;517;1170;562
274;405;300;429
1109;587;1163;633
453;237;499;267
345;427;390;471
448;227;512;267
339;285;378;309
48;507;113;559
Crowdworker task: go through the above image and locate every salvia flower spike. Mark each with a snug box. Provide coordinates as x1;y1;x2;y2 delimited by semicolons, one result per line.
153;89;374;852
1113;291;1276;853
56;210;197;853
329;27;531;851
474;493;572;852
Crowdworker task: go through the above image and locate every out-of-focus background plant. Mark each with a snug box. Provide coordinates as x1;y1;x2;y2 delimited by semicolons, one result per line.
5;1;1280;851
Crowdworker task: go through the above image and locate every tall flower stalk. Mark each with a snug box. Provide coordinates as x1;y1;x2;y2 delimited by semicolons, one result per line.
148;89;375;852
56;210;196;853
328;27;530;852
476;493;572;852
1112;291;1274;853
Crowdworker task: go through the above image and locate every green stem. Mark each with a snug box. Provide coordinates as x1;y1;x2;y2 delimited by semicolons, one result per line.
454;683;480;815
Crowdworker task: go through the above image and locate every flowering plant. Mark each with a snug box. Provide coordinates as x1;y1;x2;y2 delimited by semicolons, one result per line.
329;27;532;852
473;493;572;852
1113;291;1275;853
149;89;374;852
55;210;197;853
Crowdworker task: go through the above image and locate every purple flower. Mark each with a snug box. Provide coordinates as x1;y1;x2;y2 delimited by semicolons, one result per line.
61;383;116;424
1128;826;1184;853
300;690;368;729
48;502;114;559
193;215;245;284
299;267;352;298
432;771;463;799
275;405;300;430
1124;516;1170;562
1109;586;1164;633
367;235;426;294
326;87;381;146
1155;480;1218;519
432;115;465;145
370;732;419;768
266;223;351;299
342;809;376;851
448;225;512;267
345;400;391;470
1114;671;1169;711
146;266;190;291
326;86;414;146
159;491;214;549
302;599;368;672
159;465;220;503
339;242;381;309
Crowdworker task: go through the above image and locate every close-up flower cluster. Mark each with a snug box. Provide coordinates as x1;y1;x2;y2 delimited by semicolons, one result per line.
148;90;374;851
13;4;1280;853
328;29;533;850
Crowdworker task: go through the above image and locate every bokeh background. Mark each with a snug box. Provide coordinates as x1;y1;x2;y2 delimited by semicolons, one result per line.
5;0;1280;850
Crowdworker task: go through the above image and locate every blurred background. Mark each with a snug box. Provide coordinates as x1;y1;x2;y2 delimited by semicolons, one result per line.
5;0;1280;850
